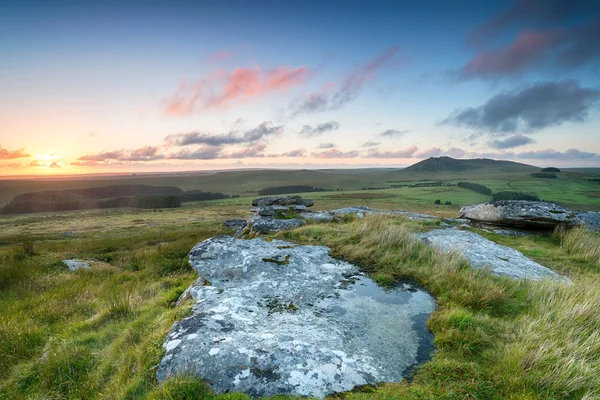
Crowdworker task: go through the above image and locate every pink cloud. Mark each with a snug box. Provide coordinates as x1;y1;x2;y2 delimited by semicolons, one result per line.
0;146;31;159
461;29;564;78
166;65;311;115
291;47;400;115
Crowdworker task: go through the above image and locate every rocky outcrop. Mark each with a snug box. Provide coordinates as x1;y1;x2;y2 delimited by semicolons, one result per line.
419;229;568;281
575;211;600;232
458;200;580;229
250;218;305;234
223;220;247;231
157;236;435;398
252;196;315;207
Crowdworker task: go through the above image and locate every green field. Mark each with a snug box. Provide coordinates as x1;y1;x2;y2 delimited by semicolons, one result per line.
2;166;599;211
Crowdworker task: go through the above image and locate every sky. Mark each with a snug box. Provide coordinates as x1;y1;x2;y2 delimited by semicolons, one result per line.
1;0;600;175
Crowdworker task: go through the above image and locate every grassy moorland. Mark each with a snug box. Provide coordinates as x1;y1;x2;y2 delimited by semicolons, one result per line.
1;162;599;399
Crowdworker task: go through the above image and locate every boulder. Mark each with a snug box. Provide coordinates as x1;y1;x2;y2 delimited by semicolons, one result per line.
252;196;314;207
574;211;600;232
157;236;435;398
391;210;438;221
63;259;91;271
223;220;247;231
330;206;373;215
250;217;305;234
458;200;580;229
302;211;334;222
419;229;567;281
258;206;276;217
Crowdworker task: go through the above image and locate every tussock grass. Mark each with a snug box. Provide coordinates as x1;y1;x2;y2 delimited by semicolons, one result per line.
283;215;600;399
559;227;600;269
2;210;599;399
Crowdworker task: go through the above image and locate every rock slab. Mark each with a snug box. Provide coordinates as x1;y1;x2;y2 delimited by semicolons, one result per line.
419;229;567;281
459;200;579;229
157;236;435;398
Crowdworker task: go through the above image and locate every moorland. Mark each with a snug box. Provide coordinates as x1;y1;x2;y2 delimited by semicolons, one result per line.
1;157;599;399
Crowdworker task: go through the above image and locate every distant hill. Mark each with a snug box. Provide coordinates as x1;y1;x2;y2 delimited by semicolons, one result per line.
403;156;538;172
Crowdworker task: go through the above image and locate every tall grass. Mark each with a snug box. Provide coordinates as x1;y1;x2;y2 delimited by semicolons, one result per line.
283;215;600;399
559;227;600;269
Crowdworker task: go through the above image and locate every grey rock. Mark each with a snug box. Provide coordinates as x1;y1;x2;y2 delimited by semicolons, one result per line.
459;201;580;229
60;231;77;237
63;259;90;271
356;212;365;219
330;206;373;215
392;211;438;221
157;236;435;398
575;211;600;232
251;217;305;234
223;220;247;231
419;229;567;281
258;207;276;217
252;196;314;208
290;205;308;212
302;211;334;222
492;229;531;237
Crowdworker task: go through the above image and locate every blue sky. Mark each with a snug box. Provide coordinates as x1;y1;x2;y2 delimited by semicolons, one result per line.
1;0;599;174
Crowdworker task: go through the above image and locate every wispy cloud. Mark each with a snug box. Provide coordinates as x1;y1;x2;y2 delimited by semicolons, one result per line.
317;142;336;149
167;122;284;146
361;141;381;148
459;0;600;79
367;146;417;158
442;80;600;133
166;66;311;115
78;146;165;162
489;134;535;149
0;147;31;159
290;47;399;116
380;129;409;137
299;121;340;137
312;149;360;159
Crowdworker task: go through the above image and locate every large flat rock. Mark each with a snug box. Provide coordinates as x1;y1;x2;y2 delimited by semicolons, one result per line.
459;200;580;229
419;229;567;281
157;236;435;398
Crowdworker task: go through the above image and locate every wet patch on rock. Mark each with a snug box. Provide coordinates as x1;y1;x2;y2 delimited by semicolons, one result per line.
157;236;436;398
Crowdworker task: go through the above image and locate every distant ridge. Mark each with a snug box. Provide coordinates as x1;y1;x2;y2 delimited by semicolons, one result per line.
404;156;538;172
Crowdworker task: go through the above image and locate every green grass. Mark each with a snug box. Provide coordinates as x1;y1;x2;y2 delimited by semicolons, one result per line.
280;216;600;399
1;190;600;399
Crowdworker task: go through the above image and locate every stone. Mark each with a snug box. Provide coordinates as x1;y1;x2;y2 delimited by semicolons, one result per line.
258;207;276;217
391;211;438;221
575;211;600;232
250;217;305;234
63;259;91;271
419;229;568;281
290;205;308;212
302;212;334;222
492;229;531;237
157;236;435;398
223;220;247;231
458;200;580;229
330;206;373;215
252;196;314;208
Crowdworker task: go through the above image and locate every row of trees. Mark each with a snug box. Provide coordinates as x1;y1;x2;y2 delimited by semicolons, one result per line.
2;185;237;214
456;182;492;195
258;186;330;195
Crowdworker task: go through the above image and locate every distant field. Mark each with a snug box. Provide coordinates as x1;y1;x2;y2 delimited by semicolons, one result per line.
1;167;599;210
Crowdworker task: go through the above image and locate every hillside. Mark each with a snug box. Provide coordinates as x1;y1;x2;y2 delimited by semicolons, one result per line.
403;156;539;172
